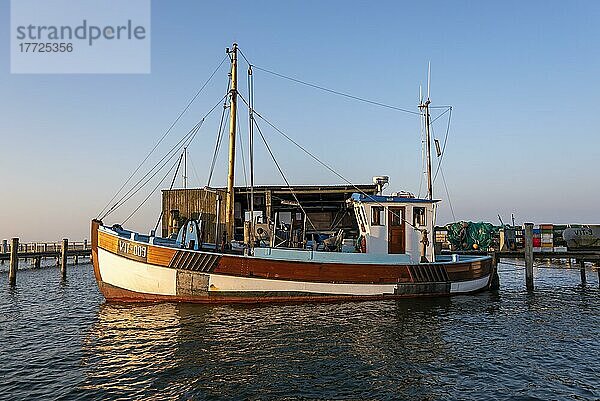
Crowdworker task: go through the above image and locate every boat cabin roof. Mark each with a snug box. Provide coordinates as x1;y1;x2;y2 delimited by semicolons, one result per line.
351;193;441;204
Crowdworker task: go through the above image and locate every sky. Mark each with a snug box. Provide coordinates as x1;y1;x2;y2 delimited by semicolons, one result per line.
0;0;599;241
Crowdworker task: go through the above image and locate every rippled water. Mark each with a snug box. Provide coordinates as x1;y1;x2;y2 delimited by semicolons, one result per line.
0;260;598;400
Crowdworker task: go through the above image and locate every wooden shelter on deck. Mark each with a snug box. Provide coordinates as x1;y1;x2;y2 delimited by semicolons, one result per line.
161;184;378;244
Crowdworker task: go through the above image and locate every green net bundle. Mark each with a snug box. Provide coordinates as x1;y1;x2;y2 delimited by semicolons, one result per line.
444;222;499;251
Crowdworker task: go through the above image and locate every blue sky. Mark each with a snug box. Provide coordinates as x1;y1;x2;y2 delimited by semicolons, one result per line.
1;0;599;241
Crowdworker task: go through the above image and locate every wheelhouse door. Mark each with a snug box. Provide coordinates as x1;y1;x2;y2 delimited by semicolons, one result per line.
388;207;405;254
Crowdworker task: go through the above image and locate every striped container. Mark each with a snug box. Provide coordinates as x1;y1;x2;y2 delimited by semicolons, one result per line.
533;227;541;248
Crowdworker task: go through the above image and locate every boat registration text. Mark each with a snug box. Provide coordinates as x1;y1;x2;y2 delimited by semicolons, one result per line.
117;239;148;262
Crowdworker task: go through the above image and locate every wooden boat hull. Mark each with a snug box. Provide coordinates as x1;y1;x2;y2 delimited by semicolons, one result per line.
91;220;495;303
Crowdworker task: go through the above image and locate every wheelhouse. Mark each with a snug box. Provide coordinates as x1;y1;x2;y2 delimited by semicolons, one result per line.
351;193;439;263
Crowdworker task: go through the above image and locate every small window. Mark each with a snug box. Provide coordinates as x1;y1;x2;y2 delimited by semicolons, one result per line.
413;207;426;226
371;206;384;225
390;210;403;226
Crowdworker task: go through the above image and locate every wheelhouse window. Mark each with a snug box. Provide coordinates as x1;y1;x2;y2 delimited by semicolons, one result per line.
390;209;403;226
371;206;384;225
413;207;426;226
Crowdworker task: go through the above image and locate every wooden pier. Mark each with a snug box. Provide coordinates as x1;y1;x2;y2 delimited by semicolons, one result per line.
442;222;600;290
1;238;91;285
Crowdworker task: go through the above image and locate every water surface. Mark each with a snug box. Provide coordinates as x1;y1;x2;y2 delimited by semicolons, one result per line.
0;261;598;400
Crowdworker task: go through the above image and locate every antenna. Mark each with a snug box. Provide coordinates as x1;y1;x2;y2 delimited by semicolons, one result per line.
419;84;423;104
427;61;431;100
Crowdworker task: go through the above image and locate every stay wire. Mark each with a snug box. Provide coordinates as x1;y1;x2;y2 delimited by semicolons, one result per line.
238;47;252;68
187;151;203;188
237;93;420;231
439;167;456;221
112;122;203;221
433;106;452;184
124;150;184;226
429;106;451;126
152;152;185;234
101;93;227;220
207;80;232;187
252;65;421;116
240;46;423;230
252;118;317;232
237;115;251;208
97;55;228;219
101;121;203;220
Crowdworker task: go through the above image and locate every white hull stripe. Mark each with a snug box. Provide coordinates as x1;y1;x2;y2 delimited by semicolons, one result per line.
208;274;398;296
450;275;490;293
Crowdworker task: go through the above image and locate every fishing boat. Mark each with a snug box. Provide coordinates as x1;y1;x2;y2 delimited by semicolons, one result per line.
91;44;497;303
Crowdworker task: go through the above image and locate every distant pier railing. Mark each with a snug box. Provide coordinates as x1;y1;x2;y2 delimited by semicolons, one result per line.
1;238;91;285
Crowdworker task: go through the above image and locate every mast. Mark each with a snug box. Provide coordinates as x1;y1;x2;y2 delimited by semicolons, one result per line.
419;63;433;200
421;99;433;200
248;64;255;250
225;43;238;243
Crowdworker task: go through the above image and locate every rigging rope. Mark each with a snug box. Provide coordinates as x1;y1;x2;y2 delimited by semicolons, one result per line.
100;121;203;220
433;106;452;184
439;168;456;221
123;150;184;226
97;55;228;219
100;93;228;220
236;115;251;208
187;150;203;187
251;65;421;116
237;93;421;231
429;106;451;126
206;82;231;187
152;152;185;234
252;118;317;232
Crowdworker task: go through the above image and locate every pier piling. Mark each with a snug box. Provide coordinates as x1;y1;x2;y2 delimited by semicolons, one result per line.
490;252;500;290
60;238;68;280
524;223;534;291
1;239;7;265
9;238;19;286
579;260;586;285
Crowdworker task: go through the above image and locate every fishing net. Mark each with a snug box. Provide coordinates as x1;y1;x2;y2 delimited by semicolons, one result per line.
444;221;499;251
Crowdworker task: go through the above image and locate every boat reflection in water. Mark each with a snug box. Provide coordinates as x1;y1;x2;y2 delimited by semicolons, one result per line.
80;296;469;400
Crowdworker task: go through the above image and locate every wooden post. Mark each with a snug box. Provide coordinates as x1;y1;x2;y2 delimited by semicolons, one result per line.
580;260;586;285
60;238;68;280
84;239;88;249
1;239;6;265
490;252;500;290
34;256;41;269
74;254;79;265
524;223;534;291
9;238;19;285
